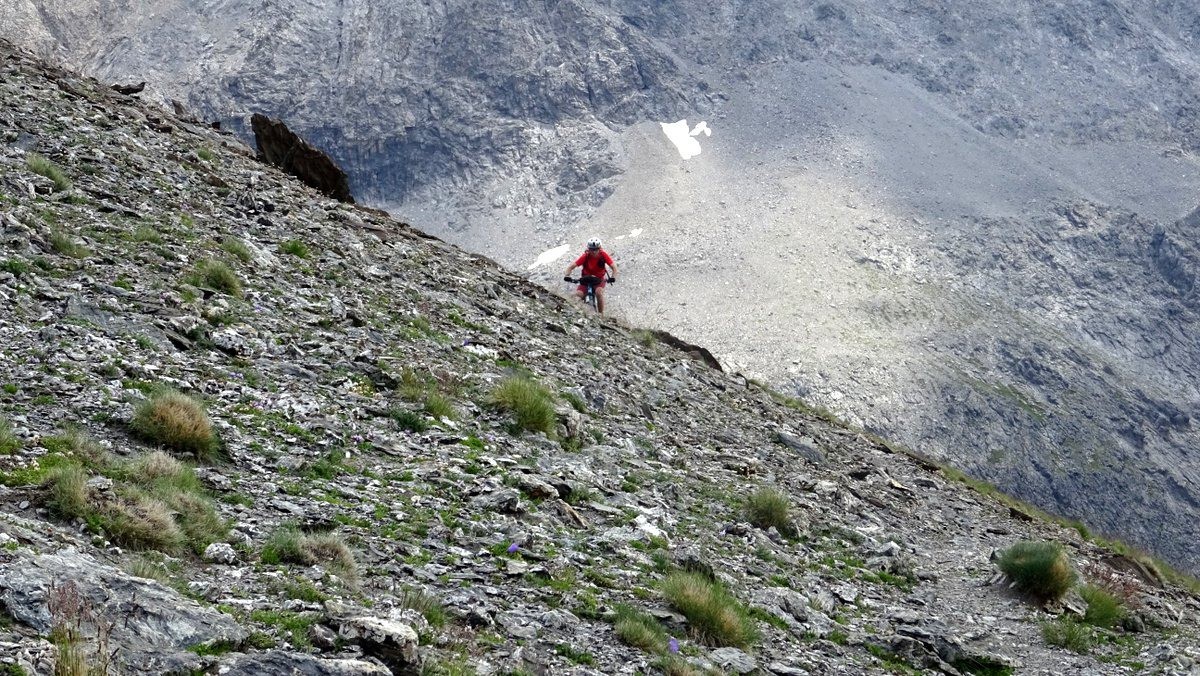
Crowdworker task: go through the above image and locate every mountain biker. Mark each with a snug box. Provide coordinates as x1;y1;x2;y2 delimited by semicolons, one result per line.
563;237;617;314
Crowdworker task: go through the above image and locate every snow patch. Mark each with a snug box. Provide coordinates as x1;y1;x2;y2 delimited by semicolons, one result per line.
528;243;570;270
661;120;712;160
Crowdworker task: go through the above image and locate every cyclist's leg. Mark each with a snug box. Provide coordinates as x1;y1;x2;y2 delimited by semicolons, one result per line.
574;285;587;302
595;286;605;313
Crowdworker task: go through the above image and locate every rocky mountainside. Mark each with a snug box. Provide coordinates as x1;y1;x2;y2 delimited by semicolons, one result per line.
8;0;1200;577
4;40;1200;675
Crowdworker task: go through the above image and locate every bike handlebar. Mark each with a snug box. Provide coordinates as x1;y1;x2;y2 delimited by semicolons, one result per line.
565;275;613;285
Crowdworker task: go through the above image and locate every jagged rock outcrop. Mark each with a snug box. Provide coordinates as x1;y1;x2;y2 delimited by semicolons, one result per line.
251;114;354;203
0;537;247;674
3;38;1200;676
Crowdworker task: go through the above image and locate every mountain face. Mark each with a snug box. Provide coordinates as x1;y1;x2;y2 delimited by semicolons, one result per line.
7;1;1200;575
9;40;1200;674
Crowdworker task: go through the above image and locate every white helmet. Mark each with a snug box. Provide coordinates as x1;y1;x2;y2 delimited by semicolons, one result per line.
586;237;601;250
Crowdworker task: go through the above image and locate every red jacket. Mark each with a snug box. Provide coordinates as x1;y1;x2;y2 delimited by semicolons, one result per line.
574;249;613;279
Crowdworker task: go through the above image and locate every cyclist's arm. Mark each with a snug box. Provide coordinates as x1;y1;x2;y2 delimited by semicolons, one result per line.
602;251;617;279
563;262;578;278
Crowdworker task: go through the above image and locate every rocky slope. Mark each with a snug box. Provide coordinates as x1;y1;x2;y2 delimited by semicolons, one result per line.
3;39;1200;676
8;0;1200;576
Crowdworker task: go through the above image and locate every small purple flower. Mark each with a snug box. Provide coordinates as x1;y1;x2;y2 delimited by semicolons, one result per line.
506;542;520;554
668;637;679;654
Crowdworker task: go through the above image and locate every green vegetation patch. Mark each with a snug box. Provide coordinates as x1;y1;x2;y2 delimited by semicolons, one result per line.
951;655;1015;676
554;643;595;666
26;153;72;192
0;259;31;277
0;417;19;455
389;408;429;433
279;239;310;258
1079;584;1124;628
49;230;89;258
996;540;1075;603
221;237;253;263
745;486;796;537
613;603;670;653
249;609;318;649
398;586;447;628
1041;617;1092;654
133;224;162;244
661;571;758;648
423;392;457;420
185;258;243;297
261;526;357;579
491;376;557;436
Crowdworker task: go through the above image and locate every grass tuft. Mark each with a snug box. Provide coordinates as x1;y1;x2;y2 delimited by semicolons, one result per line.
996;541;1075;602
613;604;669;653
27;153;72;192
103;492;187;551
39;438;226;554
133;224;162;243
745;486;796;537
1079;584;1124;628
491;377;556;436
45;464;90;519
130;390;219;461
389;408;428;433
262;526;357;579
279;239;310;258
185;259;242;297
49;230;89;258
398;587;447;628
0;417;19;455
661;571;757;648
1041;617;1091;653
221;237;252;263
424;392;457;420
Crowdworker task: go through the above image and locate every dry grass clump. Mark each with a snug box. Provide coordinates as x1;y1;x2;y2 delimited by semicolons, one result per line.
661;572;757;648
491;376;556;436
40;432;227;554
262;526;357;579
45;464;90;519
130;390;219;461
745;486;796;537
104;493;187;551
996;540;1076;602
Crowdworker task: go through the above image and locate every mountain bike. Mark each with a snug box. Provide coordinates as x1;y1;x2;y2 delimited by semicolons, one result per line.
567;275;609;312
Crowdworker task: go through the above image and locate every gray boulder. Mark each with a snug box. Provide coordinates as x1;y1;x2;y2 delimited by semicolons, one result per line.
0;549;247;674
